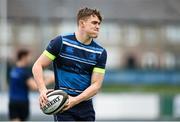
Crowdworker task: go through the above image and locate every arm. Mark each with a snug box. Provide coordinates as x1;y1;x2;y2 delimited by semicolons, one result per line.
32;54;52;107
32;54;52;92
75;72;104;102
63;72;105;111
33;36;62;108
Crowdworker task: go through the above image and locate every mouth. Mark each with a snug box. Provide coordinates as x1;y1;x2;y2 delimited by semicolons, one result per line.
93;30;99;33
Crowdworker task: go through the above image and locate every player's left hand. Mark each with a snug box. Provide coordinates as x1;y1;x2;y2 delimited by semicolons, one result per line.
61;96;78;112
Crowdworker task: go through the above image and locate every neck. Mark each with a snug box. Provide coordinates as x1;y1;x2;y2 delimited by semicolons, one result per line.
16;61;26;67
75;30;92;45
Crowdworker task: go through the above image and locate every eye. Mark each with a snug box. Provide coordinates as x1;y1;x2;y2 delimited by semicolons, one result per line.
92;21;100;25
92;21;97;24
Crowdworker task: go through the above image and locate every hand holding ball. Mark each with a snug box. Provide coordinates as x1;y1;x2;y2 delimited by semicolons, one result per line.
41;90;69;115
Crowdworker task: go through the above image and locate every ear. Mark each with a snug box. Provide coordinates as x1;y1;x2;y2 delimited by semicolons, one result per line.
79;20;85;28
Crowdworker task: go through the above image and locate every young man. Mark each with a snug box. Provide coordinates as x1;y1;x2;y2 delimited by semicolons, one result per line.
32;7;107;121
9;49;54;122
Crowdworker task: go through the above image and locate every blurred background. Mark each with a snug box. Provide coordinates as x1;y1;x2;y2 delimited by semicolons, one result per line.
1;0;180;121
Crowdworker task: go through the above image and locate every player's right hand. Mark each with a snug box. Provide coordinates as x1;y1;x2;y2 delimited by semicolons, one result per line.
39;88;48;109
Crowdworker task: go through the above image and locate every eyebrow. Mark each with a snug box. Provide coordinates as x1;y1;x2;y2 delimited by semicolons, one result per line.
92;21;101;24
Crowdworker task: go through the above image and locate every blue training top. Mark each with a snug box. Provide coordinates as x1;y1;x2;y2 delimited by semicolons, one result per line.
9;67;31;102
43;33;107;95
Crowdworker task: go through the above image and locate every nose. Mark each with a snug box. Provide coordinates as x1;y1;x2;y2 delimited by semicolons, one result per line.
96;24;100;30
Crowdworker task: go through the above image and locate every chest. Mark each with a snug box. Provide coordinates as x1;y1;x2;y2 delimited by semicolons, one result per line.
55;44;100;74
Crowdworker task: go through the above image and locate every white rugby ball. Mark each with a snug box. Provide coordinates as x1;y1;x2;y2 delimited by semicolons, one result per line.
41;90;69;115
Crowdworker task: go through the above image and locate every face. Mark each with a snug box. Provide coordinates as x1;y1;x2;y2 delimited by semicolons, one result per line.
22;54;31;66
80;15;101;38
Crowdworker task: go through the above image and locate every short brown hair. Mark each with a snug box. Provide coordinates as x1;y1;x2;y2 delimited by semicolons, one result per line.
17;49;29;61
77;7;102;25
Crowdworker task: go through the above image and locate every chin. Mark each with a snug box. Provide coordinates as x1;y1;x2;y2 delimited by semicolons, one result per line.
90;34;98;38
92;35;98;38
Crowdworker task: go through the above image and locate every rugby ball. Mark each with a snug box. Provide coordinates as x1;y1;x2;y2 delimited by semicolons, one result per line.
41;90;69;115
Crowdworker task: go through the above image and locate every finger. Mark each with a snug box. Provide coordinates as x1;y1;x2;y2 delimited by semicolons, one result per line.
39;95;48;108
40;101;47;109
64;103;68;108
42;99;48;108
39;98;42;108
39;98;44;109
42;93;48;102
61;106;68;112
39;96;44;105
39;97;45;109
62;102;71;111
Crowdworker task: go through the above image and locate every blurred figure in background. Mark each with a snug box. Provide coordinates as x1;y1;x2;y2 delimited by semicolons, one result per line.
8;49;54;122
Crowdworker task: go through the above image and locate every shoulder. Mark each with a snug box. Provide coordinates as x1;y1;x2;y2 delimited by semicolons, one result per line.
92;40;107;54
61;33;78;45
52;35;62;42
10;67;17;75
61;33;75;40
48;35;63;47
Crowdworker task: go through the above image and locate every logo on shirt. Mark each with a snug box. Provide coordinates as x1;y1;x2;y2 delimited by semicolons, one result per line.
65;47;74;54
89;54;96;60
